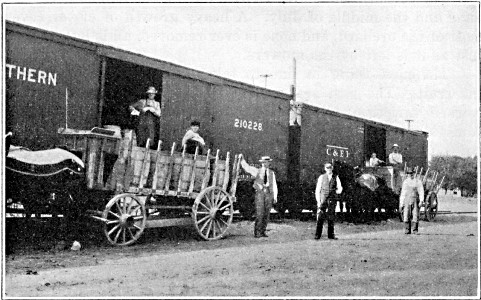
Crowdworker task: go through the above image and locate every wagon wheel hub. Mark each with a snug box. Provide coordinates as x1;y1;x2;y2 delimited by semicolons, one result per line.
120;214;135;228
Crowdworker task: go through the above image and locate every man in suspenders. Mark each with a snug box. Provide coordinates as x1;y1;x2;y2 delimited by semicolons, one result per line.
315;162;343;240
240;155;278;238
399;167;424;234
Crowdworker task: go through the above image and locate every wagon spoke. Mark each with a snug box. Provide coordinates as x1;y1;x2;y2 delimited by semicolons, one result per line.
199;201;210;211
218;217;229;228
115;201;123;215
127;197;135;213
197;214;211;225
218;202;231;212
128;227;135;239
212;219;216;238
108;224;121;236
107;220;120;225
108;210;120;219
132;216;144;221
213;191;221;207
200;217;211;233
196;211;209;215
205;220;213;238
133;224;142;231
122;228;126;244
113;227;122;243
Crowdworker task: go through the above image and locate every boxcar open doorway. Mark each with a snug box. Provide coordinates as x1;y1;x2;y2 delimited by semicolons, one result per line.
364;125;386;164
101;57;163;140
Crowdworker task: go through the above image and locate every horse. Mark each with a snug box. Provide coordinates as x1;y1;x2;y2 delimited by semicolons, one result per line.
333;161;397;223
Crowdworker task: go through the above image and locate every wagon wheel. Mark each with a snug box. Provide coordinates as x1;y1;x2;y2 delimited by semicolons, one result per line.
102;193;147;246
424;192;438;221
192;186;234;241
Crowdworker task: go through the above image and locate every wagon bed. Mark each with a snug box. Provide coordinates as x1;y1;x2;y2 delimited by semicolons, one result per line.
59;128;242;246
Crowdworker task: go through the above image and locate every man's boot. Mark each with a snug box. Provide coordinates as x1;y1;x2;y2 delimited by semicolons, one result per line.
404;222;411;234
315;219;324;239
327;221;337;240
413;222;419;234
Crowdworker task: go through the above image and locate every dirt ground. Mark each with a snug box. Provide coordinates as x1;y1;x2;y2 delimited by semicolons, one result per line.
3;194;479;297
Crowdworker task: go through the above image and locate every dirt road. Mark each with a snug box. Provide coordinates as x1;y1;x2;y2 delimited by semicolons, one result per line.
3;195;479;297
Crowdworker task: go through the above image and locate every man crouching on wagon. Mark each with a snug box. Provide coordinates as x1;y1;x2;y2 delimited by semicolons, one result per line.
399;167;424;234
239;155;278;238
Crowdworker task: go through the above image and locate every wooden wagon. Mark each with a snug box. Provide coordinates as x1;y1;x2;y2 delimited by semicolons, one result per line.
58;128;242;246
363;165;444;221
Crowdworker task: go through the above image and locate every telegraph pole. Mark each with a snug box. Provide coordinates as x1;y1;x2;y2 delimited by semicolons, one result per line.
260;74;272;88
405;119;413;130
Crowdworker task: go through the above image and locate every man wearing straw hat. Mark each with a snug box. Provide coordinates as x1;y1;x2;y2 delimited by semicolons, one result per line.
389;143;403;193
399;167;424;234
129;86;161;149
239;155;278;238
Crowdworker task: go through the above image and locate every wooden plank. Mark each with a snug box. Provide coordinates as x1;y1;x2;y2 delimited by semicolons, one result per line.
122;131;136;190
145;217;192;229
222;152;230;191
187;147;199;195
211;149;220;187
96;137;107;188
177;146;187;193
200;149;212;191
138;139;151;189
229;154;242;199
163;143;177;193
86;137;99;189
150;140;163;190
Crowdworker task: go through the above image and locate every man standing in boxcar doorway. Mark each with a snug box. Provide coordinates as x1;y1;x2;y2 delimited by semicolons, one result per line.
239;155;278;238
315;162;343;240
399;167;424;234
129;86;161;149
389;143;403;193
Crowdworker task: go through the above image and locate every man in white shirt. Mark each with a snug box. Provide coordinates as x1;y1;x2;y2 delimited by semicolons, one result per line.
239;155;278;238
182;120;206;154
399;167;424;234
369;153;384;167
388;144;403;166
315;162;343;240
389;144;403;194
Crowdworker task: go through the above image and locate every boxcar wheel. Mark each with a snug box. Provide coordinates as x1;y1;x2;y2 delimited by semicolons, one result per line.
192;186;234;241
102;193;146;246
425;192;438;221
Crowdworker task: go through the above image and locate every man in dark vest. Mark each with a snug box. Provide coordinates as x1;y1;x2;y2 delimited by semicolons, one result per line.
240;155;278;238
315;162;343;240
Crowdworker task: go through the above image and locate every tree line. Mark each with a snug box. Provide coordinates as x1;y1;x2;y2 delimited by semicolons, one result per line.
429;155;477;197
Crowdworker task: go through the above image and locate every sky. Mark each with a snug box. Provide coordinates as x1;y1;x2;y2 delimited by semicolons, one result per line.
3;2;479;158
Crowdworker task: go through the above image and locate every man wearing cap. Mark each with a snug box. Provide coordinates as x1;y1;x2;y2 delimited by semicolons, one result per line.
239;155;278;238
389;144;403;193
399;167;424;234
315;163;343;240
129;87;161;149
182;120;205;154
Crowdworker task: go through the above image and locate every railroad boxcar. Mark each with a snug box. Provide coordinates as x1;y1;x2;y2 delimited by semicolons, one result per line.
5;21;428;219
279;102;429;216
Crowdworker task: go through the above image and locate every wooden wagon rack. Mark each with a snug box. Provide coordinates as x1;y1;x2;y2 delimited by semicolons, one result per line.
58;128;242;246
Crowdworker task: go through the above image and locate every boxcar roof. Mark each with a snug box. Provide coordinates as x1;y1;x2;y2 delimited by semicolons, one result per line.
302;102;428;137
6;20;291;100
6;20;428;137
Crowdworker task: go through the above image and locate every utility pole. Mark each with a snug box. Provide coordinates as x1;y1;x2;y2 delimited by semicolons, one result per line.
405;119;413;130
260;74;272;88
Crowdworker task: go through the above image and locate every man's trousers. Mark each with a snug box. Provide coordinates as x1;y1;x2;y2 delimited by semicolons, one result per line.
254;190;273;236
